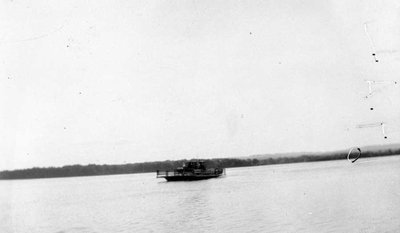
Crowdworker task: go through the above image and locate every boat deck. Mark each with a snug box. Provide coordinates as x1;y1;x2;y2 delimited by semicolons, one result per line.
156;169;225;181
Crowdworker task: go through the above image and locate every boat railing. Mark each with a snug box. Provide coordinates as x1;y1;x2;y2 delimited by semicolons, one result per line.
156;168;225;178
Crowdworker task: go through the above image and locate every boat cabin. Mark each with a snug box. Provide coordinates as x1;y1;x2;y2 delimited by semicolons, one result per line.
156;160;225;181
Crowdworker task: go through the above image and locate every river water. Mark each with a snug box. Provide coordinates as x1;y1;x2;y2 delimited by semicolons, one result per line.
1;155;399;233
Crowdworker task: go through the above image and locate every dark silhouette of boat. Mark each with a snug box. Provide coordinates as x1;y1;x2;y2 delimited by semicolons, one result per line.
156;161;225;181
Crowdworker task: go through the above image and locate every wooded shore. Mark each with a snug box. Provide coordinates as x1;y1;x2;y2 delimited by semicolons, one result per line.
1;149;399;180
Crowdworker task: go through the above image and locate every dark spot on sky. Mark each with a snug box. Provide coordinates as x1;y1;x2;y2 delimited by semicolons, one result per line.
79;92;82;95
370;108;373;110
384;136;387;139
67;45;70;48
249;32;252;35
64;127;66;130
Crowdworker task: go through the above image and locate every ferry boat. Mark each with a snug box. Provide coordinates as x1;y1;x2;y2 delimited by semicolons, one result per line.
156;161;225;181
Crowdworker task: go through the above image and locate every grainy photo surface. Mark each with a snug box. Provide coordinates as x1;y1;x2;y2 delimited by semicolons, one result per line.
1;0;400;232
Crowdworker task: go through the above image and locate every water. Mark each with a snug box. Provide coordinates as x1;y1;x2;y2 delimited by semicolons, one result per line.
1;156;400;233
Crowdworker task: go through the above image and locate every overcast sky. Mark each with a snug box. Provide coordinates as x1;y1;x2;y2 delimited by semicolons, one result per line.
1;0;400;170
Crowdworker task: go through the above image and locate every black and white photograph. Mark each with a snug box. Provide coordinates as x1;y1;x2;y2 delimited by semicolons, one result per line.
1;0;400;232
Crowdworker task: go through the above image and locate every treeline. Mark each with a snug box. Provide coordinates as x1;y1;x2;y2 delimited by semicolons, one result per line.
1;148;399;180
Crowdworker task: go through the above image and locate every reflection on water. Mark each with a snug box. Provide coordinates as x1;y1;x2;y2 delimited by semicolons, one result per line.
1;156;400;233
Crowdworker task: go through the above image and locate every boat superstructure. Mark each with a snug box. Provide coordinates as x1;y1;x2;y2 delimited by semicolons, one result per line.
156;161;225;181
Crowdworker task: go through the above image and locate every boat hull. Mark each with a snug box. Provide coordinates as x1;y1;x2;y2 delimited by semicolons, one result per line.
164;175;221;181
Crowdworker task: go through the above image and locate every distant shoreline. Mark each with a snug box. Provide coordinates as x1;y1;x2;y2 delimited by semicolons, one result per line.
1;148;399;180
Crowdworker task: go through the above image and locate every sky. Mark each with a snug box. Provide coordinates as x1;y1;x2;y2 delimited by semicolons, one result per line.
1;0;400;170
